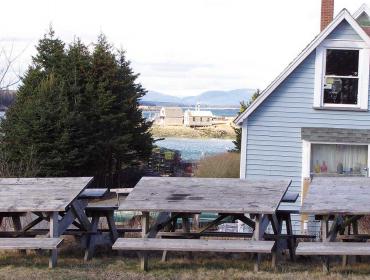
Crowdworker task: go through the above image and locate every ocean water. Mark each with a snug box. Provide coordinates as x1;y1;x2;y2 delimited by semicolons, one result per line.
155;137;234;161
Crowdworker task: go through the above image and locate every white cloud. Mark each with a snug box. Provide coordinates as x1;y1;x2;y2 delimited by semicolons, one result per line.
0;0;368;96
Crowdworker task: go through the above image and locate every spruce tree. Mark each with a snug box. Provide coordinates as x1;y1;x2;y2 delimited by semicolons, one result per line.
62;38;95;175
0;27;68;175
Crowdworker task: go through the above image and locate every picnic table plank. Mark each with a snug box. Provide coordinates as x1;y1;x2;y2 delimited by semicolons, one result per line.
119;177;291;214
0;177;93;212
301;177;370;215
113;238;275;253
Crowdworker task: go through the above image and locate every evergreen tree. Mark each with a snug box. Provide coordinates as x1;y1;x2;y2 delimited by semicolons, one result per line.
62;38;95;175
0;28;68;175
232;89;261;152
0;30;153;177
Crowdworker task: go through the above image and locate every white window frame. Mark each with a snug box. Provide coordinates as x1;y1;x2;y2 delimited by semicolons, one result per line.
301;141;370;180
314;40;370;110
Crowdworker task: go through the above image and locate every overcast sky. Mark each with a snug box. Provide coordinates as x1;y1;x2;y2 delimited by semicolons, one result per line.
0;0;368;96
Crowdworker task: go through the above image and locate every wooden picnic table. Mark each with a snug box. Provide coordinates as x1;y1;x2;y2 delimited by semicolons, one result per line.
114;177;293;271
296;177;370;272
0;177;95;267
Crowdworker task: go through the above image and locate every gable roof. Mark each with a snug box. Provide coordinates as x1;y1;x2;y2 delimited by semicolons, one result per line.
353;3;370;19
234;8;370;125
162;107;183;118
186;110;213;117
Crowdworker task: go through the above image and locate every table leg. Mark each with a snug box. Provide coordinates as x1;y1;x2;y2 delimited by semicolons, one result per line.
11;216;22;231
141;212;149;271
106;211;119;242
285;214;295;261
342;223;350;267
49;211;59;268
84;214;100;261
353;220;361;263
162;219;176;262
321;215;329;274
182;216;193;260
252;214;262;272
12;215;26;254
270;214;282;269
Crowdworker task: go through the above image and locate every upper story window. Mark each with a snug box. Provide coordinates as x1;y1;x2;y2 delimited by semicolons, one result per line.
314;41;370;110
324;49;359;105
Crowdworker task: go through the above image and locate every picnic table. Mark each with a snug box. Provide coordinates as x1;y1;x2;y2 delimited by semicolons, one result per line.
113;177;293;271
0;177;117;267
296;177;370;272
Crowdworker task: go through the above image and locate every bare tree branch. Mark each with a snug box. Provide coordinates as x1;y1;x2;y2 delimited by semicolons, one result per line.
0;42;28;91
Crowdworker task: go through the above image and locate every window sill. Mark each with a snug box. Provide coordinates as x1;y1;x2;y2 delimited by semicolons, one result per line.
311;173;367;178
313;106;368;112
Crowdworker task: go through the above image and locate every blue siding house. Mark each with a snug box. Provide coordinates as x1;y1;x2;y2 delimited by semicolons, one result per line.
235;4;370;233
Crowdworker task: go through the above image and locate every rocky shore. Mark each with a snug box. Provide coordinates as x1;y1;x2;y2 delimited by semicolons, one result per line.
150;123;236;139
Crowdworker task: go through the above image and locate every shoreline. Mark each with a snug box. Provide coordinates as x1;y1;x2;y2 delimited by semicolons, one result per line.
150;124;236;140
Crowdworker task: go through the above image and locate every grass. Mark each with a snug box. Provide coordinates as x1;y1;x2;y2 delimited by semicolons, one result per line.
195;152;240;178
2;249;370;280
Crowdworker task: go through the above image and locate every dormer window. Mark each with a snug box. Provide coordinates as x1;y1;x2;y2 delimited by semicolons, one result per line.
324;49;359;105
314;42;370;110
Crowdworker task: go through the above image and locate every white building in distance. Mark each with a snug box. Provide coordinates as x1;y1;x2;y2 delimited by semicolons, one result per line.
184;103;213;127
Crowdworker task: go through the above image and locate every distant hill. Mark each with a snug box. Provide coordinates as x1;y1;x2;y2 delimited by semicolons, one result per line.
142;91;182;103
141;89;255;107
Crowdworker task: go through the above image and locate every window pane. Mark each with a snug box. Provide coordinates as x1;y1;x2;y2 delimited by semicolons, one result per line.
326;49;359;76
311;144;368;176
323;77;358;104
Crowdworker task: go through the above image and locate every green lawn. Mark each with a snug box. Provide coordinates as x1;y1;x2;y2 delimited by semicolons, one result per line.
1;250;370;280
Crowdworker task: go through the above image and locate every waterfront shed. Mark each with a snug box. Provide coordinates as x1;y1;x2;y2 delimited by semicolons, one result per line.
158;107;183;126
184;110;213;127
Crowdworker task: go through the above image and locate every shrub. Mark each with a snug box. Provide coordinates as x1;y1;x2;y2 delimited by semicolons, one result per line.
0;148;39;177
194;152;240;178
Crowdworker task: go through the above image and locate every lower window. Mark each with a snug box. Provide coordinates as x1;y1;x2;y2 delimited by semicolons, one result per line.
310;144;368;176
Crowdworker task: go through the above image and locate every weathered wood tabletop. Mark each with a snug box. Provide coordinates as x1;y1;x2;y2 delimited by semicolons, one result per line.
0;177;93;212
119;177;291;214
301;177;370;215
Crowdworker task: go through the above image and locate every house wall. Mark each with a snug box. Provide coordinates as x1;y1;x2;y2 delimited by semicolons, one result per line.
327;20;362;40
242;20;370;232
164;117;183;126
186;116;212;127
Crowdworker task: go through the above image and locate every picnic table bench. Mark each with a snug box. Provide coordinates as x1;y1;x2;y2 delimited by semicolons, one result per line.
0;238;63;250
296;177;370;272
113;238;275;253
113;177;293;271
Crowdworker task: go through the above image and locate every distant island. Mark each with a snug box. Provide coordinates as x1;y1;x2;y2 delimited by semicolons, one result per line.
0;88;255;111
140;88;255;107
